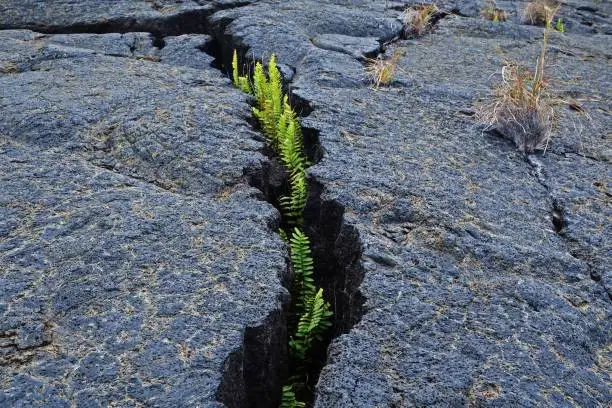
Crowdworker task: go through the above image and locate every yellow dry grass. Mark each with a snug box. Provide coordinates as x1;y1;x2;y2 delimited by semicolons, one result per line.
401;4;439;37
365;49;404;88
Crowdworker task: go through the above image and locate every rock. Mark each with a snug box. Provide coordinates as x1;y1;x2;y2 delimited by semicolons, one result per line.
0;0;253;34
1;0;610;407
0;28;288;407
214;2;611;406
161;35;216;69
210;0;403;69
311;34;381;60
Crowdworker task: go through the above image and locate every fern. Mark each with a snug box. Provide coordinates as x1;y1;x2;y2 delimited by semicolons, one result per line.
288;229;332;364
251;55;285;146
253;61;267;106
239;76;252;94
290;228;316;313
280;170;307;227
231;50;252;94
278;97;308;172
232;49;240;87
280;385;305;408
289;288;333;361
268;54;284;128
235;51;308;225
253;98;278;144
231;50;333;388
279;228;289;244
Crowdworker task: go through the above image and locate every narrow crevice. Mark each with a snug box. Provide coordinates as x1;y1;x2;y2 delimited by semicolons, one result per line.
243;142;365;406
151;34;166;50
216;309;290;408
551;199;566;233
303;179;366;337
0;9;211;36
200;36;225;70
525;154;606;290
206;17;367;406
287;90;315;118
0;2;250;37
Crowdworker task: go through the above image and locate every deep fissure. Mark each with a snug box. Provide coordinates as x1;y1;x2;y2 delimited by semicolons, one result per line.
203;26;366;406
224;45;366;406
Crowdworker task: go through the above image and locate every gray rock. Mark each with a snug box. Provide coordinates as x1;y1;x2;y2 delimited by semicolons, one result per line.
0;0;253;34
0;28;288;407
311;34;381;60
399;0;612;34
210;0;403;69
1;0;610;406
161;35;216;69
214;1;611;406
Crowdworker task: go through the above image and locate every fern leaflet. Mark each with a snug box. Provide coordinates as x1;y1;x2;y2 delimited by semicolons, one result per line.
290;228;316;313
289;288;333;361
231;50;252;94
280;169;307;227
280;385;305;408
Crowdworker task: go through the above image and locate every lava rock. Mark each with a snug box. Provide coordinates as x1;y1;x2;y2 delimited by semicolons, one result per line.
214;2;611;406
1;0;610;406
0;27;288;407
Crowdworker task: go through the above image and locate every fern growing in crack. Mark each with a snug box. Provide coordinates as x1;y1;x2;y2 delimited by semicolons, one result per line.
288;228;332;365
280;385;305;408
231;50;333;404
290;228;316;313
289;288;333;362
232;50;251;94
281;170;308;227
279;101;309;226
252;55;284;145
278;96;307;171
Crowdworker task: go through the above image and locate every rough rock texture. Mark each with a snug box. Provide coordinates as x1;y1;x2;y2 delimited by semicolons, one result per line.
0;28;288;407
1;0;611;407
0;0;254;34
213;1;611;407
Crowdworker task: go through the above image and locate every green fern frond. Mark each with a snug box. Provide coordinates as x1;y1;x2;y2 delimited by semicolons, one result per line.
290;228;316;313
232;49;240;87
231;50;252;94
253;62;267;106
275;108;288;152
250;55;286;149
280;384;305;408
267;54;283;124
281;97;303;146
277;98;309;172
253;98;278;143
238;76;251;94
279;119;306;173
280;169;307;226
279;228;289;244
289;288;333;361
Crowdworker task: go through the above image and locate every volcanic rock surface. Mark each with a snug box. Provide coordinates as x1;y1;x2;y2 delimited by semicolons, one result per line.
1;0;610;407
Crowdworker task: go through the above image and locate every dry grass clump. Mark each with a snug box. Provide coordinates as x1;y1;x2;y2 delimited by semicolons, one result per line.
480;0;508;22
476;26;557;153
476;64;554;153
365;49;404;88
524;0;561;26
401;4;439;37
